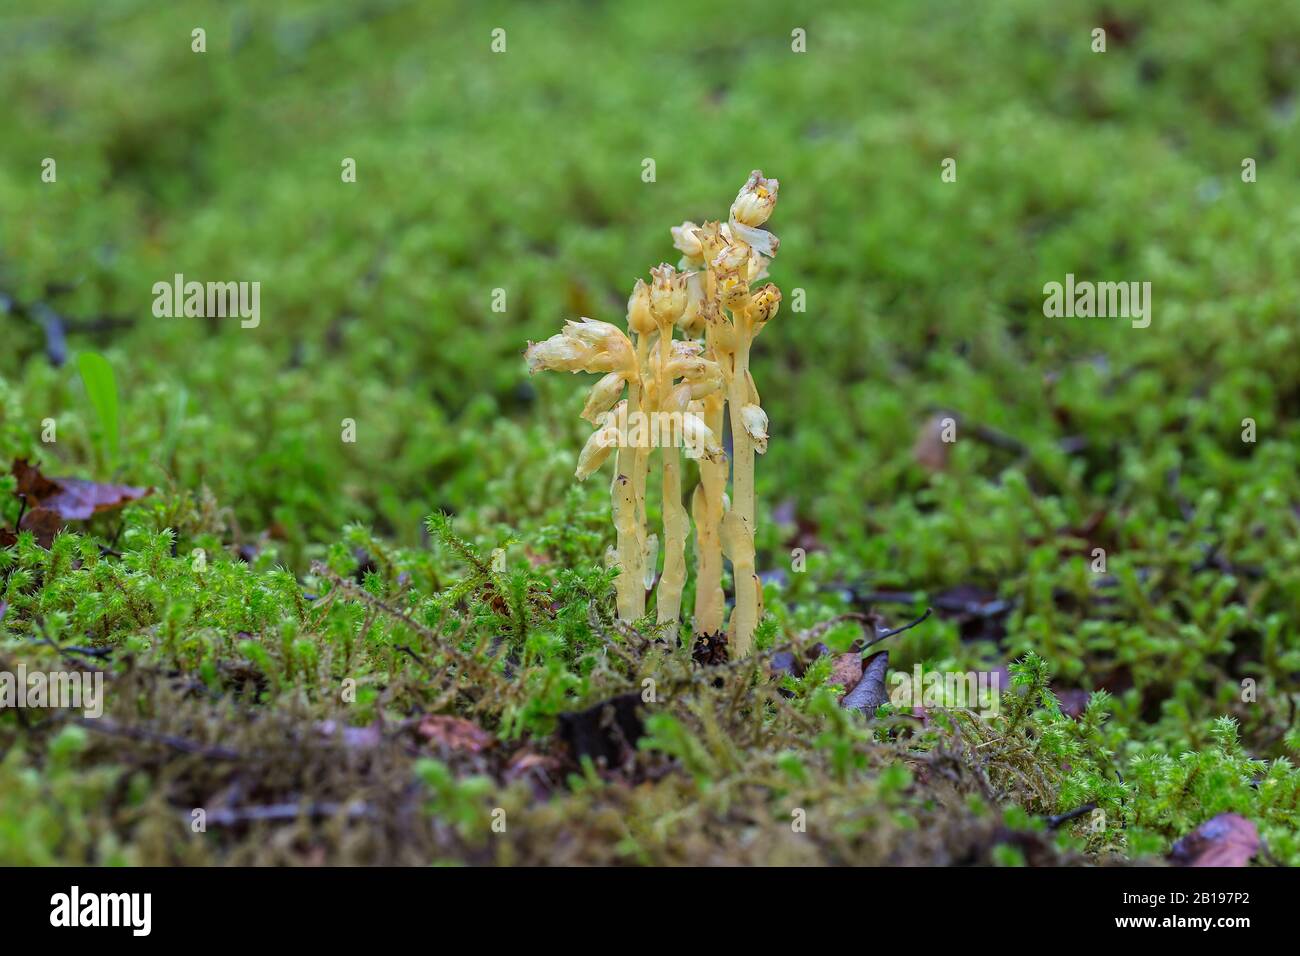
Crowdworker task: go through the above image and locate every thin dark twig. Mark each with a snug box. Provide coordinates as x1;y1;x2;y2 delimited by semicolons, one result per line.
395;643;433;672
1046;802;1098;830
75;717;246;761
863;607;933;649
35;634;112;670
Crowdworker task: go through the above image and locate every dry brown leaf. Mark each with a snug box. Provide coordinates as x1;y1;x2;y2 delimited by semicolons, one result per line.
842;651;891;716
830;652;863;701
418;715;495;754
1169;813;1260;867
912;414;951;472
8;459;152;547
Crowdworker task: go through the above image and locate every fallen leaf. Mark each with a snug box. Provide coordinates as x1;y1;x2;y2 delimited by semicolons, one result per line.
768;649;801;697
932;584;1013;642
842;651;890;716
504;749;552;777
19;507;63;549
1054;687;1091;719
8;459;152;547
13;458;60;500
913;414;951;472
1169;813;1260;867
40;477;152;520
830;652;863;701
769;649;801;681
418;715;495;753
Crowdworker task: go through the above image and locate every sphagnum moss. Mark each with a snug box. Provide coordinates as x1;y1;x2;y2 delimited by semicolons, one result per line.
525;171;782;655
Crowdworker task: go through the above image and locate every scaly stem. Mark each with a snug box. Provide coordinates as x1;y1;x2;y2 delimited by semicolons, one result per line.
632;334;652;612
613;334;648;620
724;306;758;655
692;324;727;637
657;322;687;642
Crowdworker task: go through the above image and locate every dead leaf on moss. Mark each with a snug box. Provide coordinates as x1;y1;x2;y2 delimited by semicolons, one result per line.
13;458;60;500
418;715;495;753
830;652;863;701
913;414;951;472
1169;813;1260;867
1054;687;1091;718
8;459;151;547
19;507;64;548
842;651;890;716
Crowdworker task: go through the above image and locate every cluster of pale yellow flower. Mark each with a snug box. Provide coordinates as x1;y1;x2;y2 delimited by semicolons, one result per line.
525;171;781;656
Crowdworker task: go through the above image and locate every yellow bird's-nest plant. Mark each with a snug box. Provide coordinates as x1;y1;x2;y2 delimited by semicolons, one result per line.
525;170;781;657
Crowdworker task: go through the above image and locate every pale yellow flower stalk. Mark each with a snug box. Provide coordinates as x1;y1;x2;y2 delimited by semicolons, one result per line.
717;171;781;656
622;279;658;619
525;314;646;620
619;279;657;619
647;263;691;641
679;222;730;638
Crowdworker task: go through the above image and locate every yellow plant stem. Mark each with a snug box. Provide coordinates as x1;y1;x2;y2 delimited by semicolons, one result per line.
657;321;687;642
692;323;727;637
612;472;640;620
724;304;758;655
613;333;650;621
632;334;652;610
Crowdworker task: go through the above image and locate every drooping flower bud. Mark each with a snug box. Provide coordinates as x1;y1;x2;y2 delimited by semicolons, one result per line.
728;171;780;257
576;421;623;480
730;170;779;228
681;412;724;462
740;403;769;454
678;271;706;336
627;278;656;335
671;221;705;264
525;335;601;373
580;371;626;424
712;242;750;274
750;283;781;332
567;317;637;372
526;317;637;376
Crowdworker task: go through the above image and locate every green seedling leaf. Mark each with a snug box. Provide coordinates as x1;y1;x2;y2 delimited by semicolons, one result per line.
77;351;120;470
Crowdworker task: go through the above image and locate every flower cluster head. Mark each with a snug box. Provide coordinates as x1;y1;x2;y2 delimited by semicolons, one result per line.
728;170;780;256
525;318;636;377
649;263;690;325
